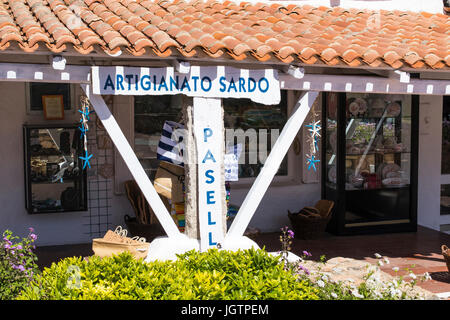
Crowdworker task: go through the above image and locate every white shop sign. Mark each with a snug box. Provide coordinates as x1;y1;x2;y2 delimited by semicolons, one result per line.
194;97;225;251
91;66;280;105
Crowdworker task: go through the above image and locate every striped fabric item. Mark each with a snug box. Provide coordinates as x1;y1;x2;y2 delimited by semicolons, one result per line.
157;121;185;166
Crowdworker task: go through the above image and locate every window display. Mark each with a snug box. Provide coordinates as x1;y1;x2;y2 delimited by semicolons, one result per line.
323;92;418;234
23;124;87;214
134;92;288;180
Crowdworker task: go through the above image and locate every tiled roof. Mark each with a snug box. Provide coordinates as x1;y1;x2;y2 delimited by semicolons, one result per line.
0;0;449;69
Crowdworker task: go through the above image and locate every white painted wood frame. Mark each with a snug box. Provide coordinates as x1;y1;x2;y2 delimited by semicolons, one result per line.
0;63;448;96
80;83;182;239
226;91;319;239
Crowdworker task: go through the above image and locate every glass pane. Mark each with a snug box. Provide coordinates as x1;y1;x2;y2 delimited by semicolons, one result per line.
442;96;450;174
344;93;412;226
30;83;71;110
29;127;85;213
325;92;338;188
134;95;182;180
441;184;450;215
222;91;288;178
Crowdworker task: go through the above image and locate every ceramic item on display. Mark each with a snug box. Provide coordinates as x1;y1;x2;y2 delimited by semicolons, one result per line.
385;171;402;179
382;163;401;179
382;177;408;187
329;130;337;153
349;173;364;188
386;102;401;117
383;137;397;149
370;98;386;117
347;98;367;117
328;166;336;183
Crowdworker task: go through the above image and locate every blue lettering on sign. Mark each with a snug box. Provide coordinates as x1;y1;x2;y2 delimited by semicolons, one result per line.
207;211;216;225
206;191;215;204
125;74;133;90
141;75;151;90
102;73;273;96
170;75;179;91
116;74;124;90
227;78;237;93
219;76;226;92
201;76;212;92
208;232;217;246
191;76;199;91
180;77;191;91
104;74;114;90
248;77;256;92
158;76;168;91
203;128;213;142
205;170;215;184
202;150;216;163
258;77;269;93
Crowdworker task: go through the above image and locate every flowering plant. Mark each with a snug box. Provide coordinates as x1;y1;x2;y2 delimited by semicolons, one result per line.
0;228;40;300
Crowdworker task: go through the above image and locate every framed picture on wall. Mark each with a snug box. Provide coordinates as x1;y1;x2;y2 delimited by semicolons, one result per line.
42;95;64;120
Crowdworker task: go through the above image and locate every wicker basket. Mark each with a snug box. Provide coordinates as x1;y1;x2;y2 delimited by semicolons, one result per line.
442;245;450;273
288;211;331;239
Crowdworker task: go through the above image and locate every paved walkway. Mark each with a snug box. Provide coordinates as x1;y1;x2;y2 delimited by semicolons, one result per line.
35;226;450;297
252;226;450;296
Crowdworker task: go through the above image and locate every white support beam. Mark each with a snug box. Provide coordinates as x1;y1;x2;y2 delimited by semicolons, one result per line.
279;73;450;96
81;84;182;239
226;91;319;239
0;63;90;83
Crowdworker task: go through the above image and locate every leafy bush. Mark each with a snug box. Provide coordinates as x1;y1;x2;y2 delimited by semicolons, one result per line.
0;228;40;300
18;248;319;300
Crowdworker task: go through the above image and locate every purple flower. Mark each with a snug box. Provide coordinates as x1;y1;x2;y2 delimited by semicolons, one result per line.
287;230;295;239
28;227;35;233
3;243;10;249
302;250;312;257
29;233;37;241
16;245;22;250
297;265;310;275
17;265;25;272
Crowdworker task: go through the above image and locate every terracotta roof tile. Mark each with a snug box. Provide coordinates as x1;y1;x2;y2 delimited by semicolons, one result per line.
0;0;448;69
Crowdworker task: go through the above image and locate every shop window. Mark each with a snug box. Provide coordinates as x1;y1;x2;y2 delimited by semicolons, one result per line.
27;83;72;112
133;92;288;180
222;91;288;178
442;184;450;215
442;96;450;174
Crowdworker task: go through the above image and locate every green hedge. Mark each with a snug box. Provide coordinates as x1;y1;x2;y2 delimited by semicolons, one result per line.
18;248;319;300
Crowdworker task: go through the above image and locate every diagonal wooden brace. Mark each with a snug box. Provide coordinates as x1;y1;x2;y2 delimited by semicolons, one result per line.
226;91;319;239
81;84;182;239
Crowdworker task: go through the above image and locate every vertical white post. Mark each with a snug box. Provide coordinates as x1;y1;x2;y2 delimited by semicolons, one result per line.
81;84;182;239
193;97;226;251
226;91;319;239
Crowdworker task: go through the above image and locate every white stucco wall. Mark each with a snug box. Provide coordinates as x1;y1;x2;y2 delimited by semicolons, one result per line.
0;82;131;246
0;82;319;245
417;95;444;231
0;80;445;245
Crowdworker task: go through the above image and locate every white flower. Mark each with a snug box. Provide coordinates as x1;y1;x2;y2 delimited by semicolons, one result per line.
331;292;338;299
409;273;417;280
321;275;329;282
352;289;364;299
422;272;432;281
317;280;325;288
383;257;390;264
377;260;384;266
392;267;399;272
374;253;382;259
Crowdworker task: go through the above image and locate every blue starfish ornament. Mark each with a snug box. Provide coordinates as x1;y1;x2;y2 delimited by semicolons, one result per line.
306;120;321;138
78;109;92;121
79;151;93;169
306;154;320;172
78;125;87;137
